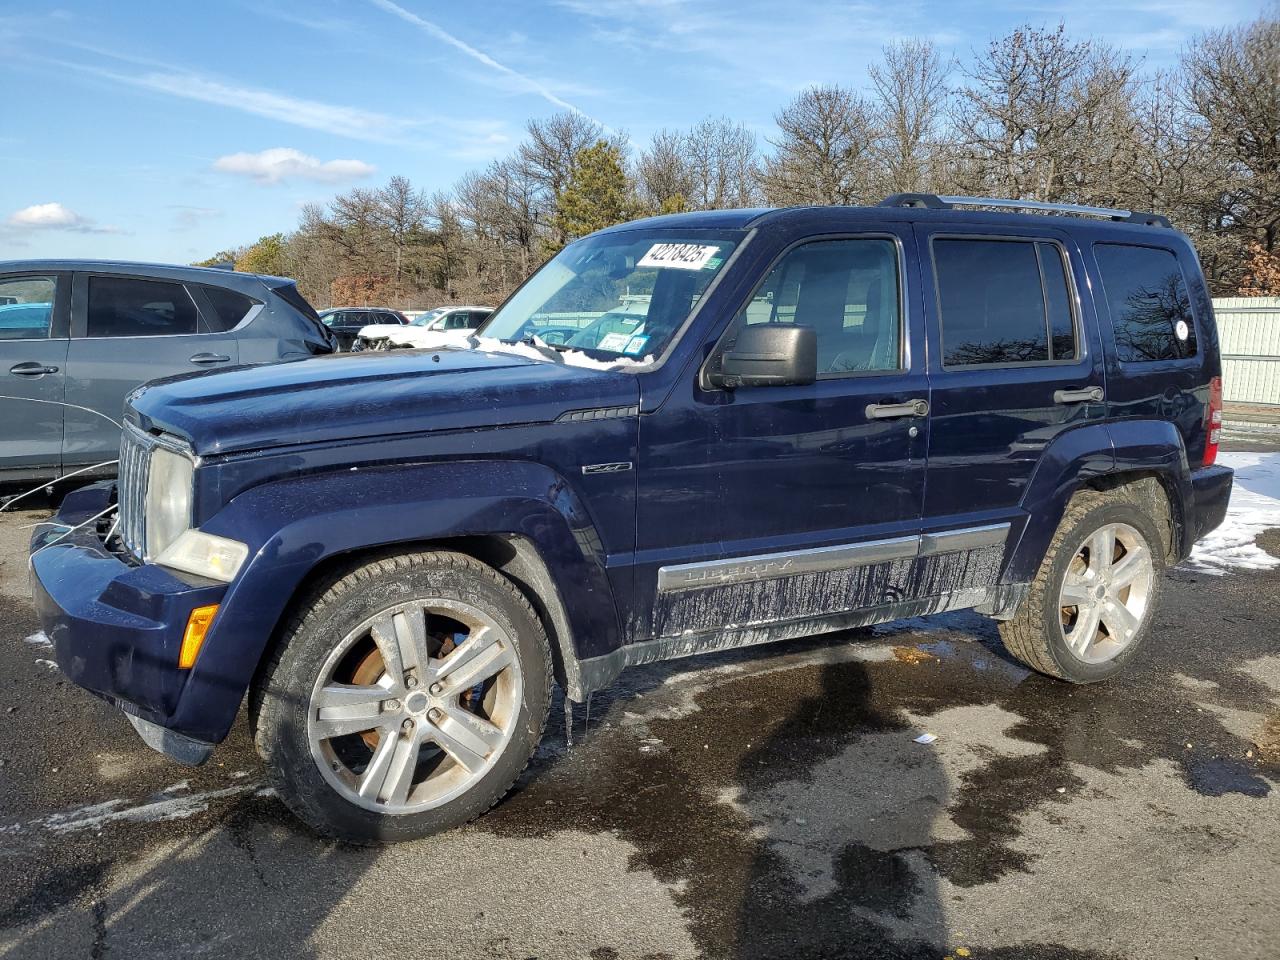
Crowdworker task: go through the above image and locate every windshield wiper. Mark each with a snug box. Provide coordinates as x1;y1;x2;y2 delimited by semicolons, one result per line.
509;335;567;360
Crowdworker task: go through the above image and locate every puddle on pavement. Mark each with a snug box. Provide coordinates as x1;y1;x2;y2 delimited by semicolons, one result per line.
476;597;1279;960
4;538;1278;958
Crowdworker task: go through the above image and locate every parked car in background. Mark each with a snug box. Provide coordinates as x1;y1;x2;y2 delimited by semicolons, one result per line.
319;308;408;350
0;260;335;487
535;308;649;351
30;196;1232;843
354;305;491;351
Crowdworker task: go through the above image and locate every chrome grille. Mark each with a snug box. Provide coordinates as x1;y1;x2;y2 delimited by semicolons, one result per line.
117;425;153;559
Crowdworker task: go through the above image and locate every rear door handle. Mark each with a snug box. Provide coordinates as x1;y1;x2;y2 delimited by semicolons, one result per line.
189;353;231;365
9;362;58;377
866;398;929;419
1054;386;1104;404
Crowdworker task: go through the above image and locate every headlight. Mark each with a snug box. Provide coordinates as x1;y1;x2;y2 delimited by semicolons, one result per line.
155;530;249;583
143;444;251;582
144;446;194;559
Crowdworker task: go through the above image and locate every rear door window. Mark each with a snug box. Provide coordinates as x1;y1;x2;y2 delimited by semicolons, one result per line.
1093;243;1197;362
86;276;198;338
0;275;57;339
934;238;1077;367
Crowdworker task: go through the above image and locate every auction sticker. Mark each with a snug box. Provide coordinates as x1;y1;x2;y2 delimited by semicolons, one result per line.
639;243;720;271
597;332;632;352
623;334;650;355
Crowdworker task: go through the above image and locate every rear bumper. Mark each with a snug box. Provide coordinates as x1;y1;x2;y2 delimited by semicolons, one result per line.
1188;464;1233;545
29;482;225;761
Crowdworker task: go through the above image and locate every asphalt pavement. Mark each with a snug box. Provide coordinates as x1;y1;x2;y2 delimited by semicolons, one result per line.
0;439;1276;960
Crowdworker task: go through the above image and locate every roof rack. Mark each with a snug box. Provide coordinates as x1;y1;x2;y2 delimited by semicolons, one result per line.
878;193;1172;228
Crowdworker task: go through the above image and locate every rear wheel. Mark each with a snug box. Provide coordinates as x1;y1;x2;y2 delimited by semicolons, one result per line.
251;551;552;843
999;490;1164;682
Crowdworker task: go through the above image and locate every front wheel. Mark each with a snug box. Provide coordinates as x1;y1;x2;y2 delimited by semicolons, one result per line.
999;490;1165;683
251;550;552;843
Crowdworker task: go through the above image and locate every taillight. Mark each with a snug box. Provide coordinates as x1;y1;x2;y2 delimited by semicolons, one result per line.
1204;375;1223;466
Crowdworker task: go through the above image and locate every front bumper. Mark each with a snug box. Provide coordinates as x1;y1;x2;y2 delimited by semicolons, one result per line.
29;482;226;763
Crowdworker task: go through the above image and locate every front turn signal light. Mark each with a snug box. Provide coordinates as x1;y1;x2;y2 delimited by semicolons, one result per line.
180;604;219;669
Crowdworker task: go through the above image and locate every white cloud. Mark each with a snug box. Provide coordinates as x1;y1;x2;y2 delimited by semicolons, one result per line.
6;202;121;234
213;148;377;185
8;202;85;228
24;44;516;156
50;59;411;143
168;205;221;231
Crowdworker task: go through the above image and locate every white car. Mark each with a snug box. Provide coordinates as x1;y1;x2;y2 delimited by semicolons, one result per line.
354;305;492;350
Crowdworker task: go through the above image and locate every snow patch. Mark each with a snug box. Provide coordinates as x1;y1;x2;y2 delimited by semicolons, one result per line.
385;330;648;372
22;631;51;648
15;782;259;835
1187;452;1280;574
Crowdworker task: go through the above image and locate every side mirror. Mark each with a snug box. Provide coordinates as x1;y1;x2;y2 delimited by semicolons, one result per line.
713;323;817;388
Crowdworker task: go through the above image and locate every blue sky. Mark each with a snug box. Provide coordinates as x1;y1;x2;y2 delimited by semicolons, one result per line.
0;0;1264;262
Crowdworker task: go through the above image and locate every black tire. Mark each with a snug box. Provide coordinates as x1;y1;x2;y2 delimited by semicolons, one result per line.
250;550;552;843
998;488;1166;683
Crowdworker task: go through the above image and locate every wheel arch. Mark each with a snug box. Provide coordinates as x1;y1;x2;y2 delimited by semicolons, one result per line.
1005;419;1194;585
171;461;620;744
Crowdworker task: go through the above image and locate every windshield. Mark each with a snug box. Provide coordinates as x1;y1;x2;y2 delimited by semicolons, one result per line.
412;308;448;328
480;229;743;360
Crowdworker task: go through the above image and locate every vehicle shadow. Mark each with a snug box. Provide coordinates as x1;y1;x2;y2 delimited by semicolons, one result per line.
727;656;949;959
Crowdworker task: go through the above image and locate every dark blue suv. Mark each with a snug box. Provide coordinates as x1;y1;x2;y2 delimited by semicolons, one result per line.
29;195;1233;842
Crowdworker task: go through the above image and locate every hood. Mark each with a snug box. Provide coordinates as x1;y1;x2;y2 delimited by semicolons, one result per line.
127;344;640;457
356;323;408;340
385;328;465;348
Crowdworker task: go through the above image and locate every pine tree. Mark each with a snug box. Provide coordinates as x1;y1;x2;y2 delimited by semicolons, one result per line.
551;141;641;246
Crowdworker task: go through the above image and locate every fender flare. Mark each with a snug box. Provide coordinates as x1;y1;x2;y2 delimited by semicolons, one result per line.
1003;422;1114;585
1004;419;1194;586
171;459;620;743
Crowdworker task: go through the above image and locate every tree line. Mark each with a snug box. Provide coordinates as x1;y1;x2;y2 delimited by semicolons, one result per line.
204;15;1280;306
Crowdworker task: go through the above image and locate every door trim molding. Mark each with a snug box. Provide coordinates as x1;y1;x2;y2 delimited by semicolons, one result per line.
656;522;1010;594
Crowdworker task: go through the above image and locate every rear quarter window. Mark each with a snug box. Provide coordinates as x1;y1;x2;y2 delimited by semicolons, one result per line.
1093;243;1197;362
198;284;259;333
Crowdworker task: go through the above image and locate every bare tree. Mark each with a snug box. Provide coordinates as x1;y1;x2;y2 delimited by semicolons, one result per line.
954;25;1139;203
373;175;429;300
684;116;761;209
637;117;760;212
761;85;877;205
455;157;542;292
637;128;695;213
1183;16;1280;255
868;39;955;194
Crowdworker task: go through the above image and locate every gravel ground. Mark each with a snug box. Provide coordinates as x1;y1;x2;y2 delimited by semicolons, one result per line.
0;447;1276;960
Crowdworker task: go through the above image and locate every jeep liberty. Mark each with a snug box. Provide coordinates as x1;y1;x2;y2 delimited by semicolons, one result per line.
30;195;1234;842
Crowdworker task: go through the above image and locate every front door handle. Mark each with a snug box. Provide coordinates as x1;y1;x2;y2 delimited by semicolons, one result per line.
9;361;58;377
866;398;929;420
1054;386;1104;404
189;353;231;365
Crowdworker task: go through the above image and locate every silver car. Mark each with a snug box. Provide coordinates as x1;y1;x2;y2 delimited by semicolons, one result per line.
0;260;335;486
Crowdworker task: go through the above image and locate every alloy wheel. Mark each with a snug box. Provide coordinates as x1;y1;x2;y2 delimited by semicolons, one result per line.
307;598;522;814
1058;521;1155;664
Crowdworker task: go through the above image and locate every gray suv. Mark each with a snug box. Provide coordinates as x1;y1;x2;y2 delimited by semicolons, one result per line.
0;260;335;486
